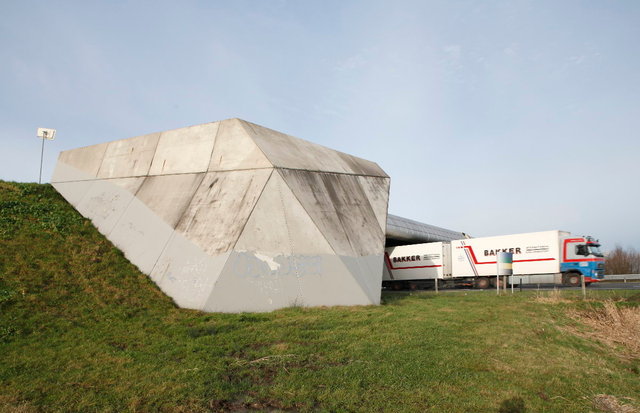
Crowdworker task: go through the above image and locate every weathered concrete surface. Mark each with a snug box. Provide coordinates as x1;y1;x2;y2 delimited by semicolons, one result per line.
176;169;273;256
55;143;109;180
209;119;272;171
97;133;160;179
149;122;219;175
74;177;143;235
244;121;387;177
53;179;95;207
108;194;175;275
234;171;335;255
51;118;390;312
356;176;390;233
136;173;205;228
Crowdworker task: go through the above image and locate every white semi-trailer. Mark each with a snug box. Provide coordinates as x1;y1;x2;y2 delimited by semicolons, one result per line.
383;230;605;289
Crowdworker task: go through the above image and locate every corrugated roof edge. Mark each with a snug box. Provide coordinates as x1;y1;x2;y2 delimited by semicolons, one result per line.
386;214;467;243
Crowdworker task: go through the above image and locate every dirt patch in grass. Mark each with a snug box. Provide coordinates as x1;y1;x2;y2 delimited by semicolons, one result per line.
568;300;640;357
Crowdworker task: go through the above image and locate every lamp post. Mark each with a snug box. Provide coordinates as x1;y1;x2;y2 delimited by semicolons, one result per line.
37;128;56;184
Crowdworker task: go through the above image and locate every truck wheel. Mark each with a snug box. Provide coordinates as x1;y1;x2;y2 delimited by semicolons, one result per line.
474;277;490;289
564;273;581;287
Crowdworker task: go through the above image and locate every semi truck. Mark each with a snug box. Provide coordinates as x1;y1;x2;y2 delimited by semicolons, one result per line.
382;230;605;289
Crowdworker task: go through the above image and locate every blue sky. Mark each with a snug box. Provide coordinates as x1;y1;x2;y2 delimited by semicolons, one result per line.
1;0;638;249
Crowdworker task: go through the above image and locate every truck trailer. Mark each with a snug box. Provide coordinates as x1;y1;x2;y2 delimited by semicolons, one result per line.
383;230;605;289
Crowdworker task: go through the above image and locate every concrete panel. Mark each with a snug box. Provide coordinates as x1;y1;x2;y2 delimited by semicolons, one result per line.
151;231;230;310
337;152;388;177
108;177;146;194
209;119;272;171
297;254;376;306
244;120;387;177
356;176;390;233
57;143;109;180
51;160;95;183
135;173;204;228
176;169;273;255
203;252;373;312
243;121;351;174
319;173;385;256
203;251;296;312
52;180;95;208
97;132;160;179
149;122;219;175
234;171;334;255
339;254;384;305
108;195;175;274
279;169;354;256
75;178;145;235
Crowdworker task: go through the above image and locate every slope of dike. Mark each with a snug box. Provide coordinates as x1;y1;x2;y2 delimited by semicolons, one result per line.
0;181;638;413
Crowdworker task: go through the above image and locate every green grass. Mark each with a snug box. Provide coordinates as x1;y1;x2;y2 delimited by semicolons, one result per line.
1;180;638;412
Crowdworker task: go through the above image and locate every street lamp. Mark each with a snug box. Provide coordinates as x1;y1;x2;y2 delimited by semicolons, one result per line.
36;127;56;184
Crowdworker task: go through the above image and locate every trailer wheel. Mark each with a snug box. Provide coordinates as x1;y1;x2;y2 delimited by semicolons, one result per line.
474;277;491;289
563;273;581;287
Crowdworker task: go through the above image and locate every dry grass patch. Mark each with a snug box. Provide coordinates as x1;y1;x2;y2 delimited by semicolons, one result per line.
0;395;38;413
533;288;573;304
568;300;640;356
592;394;638;413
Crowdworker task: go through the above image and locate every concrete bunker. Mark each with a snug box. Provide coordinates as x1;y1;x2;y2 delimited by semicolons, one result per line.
51;118;390;312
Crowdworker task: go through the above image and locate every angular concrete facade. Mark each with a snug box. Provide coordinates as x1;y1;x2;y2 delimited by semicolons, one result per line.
51;119;390;312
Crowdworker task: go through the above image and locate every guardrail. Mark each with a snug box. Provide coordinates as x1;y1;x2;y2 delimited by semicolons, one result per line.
604;274;640;282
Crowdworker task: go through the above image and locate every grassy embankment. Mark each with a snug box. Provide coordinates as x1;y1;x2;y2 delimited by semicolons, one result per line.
0;181;638;412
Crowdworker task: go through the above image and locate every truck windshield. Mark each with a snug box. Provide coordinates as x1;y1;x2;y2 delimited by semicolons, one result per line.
587;245;604;257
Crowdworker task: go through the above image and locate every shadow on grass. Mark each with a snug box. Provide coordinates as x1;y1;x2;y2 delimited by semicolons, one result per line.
498;397;526;413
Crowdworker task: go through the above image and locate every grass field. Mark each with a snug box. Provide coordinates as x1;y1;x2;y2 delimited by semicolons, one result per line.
1;181;638;413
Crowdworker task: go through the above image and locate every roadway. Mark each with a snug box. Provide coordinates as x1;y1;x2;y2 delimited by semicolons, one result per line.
536;281;640;291
383;281;640;293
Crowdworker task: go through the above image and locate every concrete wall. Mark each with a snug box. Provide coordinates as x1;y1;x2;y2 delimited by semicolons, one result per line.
52;118;390;312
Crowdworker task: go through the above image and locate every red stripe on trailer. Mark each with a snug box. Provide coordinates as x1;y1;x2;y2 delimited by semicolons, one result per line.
383;253;394;279
464;247;478;275
390;264;443;270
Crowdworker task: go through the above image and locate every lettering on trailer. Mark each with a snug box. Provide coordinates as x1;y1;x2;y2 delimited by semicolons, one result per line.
459;243;555;266
392;255;421;263
526;245;550;254
385;252;442;271
484;248;522;256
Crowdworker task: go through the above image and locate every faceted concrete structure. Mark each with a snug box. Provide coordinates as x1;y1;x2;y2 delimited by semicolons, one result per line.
51;119;390;312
